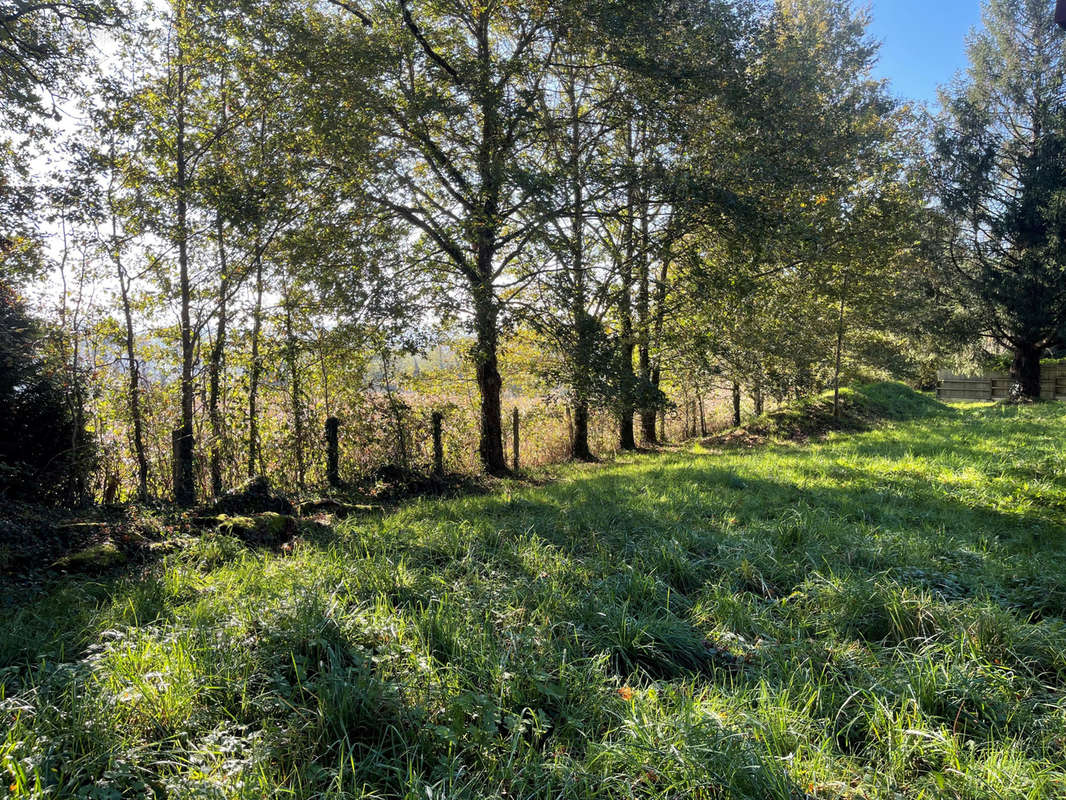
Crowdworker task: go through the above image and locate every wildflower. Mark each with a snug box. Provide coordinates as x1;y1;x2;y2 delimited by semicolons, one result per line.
617;687;634;701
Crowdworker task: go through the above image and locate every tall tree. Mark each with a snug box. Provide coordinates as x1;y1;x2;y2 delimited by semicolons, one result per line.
529;47;622;460
89;128;154;502
300;0;560;474
118;0;270;502
934;0;1066;398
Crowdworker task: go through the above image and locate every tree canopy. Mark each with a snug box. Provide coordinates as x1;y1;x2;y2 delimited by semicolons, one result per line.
0;0;1050;505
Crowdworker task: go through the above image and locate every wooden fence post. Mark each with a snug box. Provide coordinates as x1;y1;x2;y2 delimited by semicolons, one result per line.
512;408;520;472
432;411;444;476
325;416;341;487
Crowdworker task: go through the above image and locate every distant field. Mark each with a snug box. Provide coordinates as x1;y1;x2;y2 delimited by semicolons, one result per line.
4;389;1066;799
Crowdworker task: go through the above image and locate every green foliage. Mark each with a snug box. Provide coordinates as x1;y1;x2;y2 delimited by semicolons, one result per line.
0;1;122;124
933;0;1066;383
0;0;1023;502
983;354;1066;373
0;283;94;505
3;403;1066;797
0;1;122;285
668;0;949;408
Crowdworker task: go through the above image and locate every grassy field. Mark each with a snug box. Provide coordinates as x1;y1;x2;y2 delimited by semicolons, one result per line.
3;386;1066;799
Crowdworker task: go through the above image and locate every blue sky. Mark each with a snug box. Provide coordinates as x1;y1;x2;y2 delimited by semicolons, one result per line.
867;0;984;105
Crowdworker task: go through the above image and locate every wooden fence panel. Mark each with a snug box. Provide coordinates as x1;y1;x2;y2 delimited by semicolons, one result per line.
937;364;1066;401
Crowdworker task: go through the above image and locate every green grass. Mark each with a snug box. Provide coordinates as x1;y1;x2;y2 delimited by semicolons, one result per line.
4;390;1066;798
727;382;948;443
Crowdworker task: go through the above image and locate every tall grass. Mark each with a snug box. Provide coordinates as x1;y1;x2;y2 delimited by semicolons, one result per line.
2;393;1066;798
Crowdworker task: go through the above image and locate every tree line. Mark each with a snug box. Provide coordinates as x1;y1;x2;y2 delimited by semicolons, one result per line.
2;0;1065;507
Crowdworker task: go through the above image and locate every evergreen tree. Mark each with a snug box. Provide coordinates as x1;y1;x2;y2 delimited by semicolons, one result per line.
0;283;94;504
934;0;1066;397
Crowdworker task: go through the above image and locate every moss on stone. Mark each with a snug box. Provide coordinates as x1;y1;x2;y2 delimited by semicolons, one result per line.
216;512;295;545
52;541;126;572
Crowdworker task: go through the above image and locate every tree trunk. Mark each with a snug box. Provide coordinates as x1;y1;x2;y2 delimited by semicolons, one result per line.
617;133;637;452
732;382;742;427
284;293;306;492
208;212;229;498
472;283;507;474
175;46;196;507
470;28;508;476
247;249;264;479
567;72;595;464
572;400;594;461
641;408;658;446
247;110;269;480
637;194;655;447
618;387;636;450
118;262;148;503
644;247;671;446
1011;343;1042;398
326;416;341;486
833;270;848;420
431;412;444;476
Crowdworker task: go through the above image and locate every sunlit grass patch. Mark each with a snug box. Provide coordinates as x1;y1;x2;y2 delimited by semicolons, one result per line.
3;397;1066;798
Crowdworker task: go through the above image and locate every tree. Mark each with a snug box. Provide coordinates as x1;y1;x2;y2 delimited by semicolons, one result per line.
527;42;627;461
668;0;925;417
77;118;155;502
117;0;272;503
934;0;1066;398
1;1;120;116
1;1;122;284
576;0;752;450
0;283;94;504
295;0;562;475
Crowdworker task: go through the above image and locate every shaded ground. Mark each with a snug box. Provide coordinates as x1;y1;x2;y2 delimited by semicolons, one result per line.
2;389;1066;798
0;468;504;585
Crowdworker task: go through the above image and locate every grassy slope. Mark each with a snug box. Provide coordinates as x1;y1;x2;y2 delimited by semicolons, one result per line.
4;390;1066;798
710;382;951;445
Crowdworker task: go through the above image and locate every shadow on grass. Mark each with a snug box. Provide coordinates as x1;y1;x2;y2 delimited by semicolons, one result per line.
4;403;1066;797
